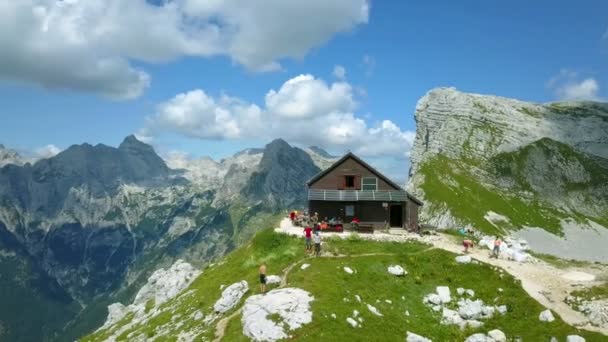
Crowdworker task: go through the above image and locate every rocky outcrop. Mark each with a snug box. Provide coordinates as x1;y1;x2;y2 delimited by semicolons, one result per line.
0;144;25;167
244;139;321;208
407;88;608;239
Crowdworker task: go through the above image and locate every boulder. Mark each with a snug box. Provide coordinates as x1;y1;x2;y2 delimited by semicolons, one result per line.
455;255;472;263
344;267;354;274
242;288;315;341
346;317;358;328
458;299;483;320
496;305;508;315
457;288;465;295
424;294;443;305
265;275;281;285
487;329;506;342
436;286;451;303
300;264;310;270
388;265;407;276
464;333;491;342
406;331;432;342
566;336;585;342
441;308;463;326
367;304;383;316
539;309;555;322
214;280;249;314
466;289;475;297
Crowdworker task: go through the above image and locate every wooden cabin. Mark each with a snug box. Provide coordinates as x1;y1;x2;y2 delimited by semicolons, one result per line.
307;152;422;231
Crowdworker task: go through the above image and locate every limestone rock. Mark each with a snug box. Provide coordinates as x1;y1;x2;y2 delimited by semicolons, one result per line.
388;265;407;276
213;280;249;314
242;288;314;341
406;331;432;342
539;309;555;322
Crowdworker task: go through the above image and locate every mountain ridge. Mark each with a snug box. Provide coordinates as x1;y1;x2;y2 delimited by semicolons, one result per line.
407;87;608;250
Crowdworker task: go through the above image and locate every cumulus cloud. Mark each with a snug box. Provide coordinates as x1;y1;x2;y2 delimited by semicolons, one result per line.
143;74;415;159
0;1;369;99
548;69;603;101
265;74;355;119
333;65;346;80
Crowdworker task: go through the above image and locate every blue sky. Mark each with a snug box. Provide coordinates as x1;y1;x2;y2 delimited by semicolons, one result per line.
0;1;606;181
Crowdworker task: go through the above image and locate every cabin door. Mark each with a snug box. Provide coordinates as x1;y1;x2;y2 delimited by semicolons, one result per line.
389;205;403;228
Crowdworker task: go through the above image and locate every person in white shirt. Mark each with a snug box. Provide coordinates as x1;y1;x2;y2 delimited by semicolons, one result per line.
313;232;321;257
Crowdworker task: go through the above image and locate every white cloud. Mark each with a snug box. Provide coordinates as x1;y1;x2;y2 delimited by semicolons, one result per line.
362;54;376;77
143;74;414;159
333;65;346;80
0;1;369;99
143;89;263;140
33;144;62;159
265;74;355;119
548;69;603;101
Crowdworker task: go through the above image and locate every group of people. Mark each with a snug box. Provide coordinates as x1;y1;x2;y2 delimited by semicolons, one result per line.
304;222;322;256
462;235;503;258
290;210;343;231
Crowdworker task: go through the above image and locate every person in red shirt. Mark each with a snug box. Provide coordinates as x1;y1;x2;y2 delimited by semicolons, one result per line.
304;225;313;252
290;211;296;222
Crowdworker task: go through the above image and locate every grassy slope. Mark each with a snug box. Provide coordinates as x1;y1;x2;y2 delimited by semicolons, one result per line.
417;137;608;235
83;230;605;342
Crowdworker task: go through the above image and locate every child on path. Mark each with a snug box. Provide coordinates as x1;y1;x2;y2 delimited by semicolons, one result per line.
313;231;321;257
462;239;473;253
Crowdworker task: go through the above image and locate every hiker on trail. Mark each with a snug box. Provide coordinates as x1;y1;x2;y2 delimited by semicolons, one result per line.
492;238;502;258
290;211;296;222
304;225;313;252
259;263;267;293
462;239;473;253
313;231;321;257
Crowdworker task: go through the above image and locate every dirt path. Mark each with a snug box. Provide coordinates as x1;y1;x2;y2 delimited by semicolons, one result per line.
428;234;608;335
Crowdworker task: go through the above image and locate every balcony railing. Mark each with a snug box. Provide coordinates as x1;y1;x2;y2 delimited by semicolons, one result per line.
308;189;409;202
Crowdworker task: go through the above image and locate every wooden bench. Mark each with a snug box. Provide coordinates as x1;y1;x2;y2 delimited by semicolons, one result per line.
355;223;374;234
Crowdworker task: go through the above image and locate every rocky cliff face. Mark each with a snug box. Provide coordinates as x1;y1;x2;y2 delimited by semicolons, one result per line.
407;88;608;237
244;139;321;208
0;136;327;342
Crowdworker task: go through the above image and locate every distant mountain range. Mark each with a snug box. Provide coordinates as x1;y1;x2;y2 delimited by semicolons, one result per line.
0;136;332;342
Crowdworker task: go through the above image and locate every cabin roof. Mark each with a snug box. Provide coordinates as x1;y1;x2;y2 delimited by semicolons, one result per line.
307;152;423;206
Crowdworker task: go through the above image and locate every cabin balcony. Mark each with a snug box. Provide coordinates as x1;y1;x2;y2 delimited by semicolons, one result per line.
307;189;409;202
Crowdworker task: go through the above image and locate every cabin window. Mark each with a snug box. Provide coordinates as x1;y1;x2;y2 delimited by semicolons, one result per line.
361;177;377;190
345;205;355;216
344;175;355;188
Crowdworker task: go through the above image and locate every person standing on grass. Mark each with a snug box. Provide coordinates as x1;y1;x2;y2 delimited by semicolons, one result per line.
304;224;313;253
313;231;321;257
259;263;267;293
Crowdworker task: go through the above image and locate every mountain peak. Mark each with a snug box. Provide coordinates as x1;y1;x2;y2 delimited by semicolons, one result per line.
119;135;146;149
308;146;335;159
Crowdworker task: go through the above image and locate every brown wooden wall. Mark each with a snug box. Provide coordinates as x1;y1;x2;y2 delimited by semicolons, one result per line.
405;199;419;230
309;200;406;229
309;158;399;191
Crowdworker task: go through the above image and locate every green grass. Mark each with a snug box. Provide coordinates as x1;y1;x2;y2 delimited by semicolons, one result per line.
419;154;565;235
84;229;607;342
571;284;608;302
527;251;603;269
